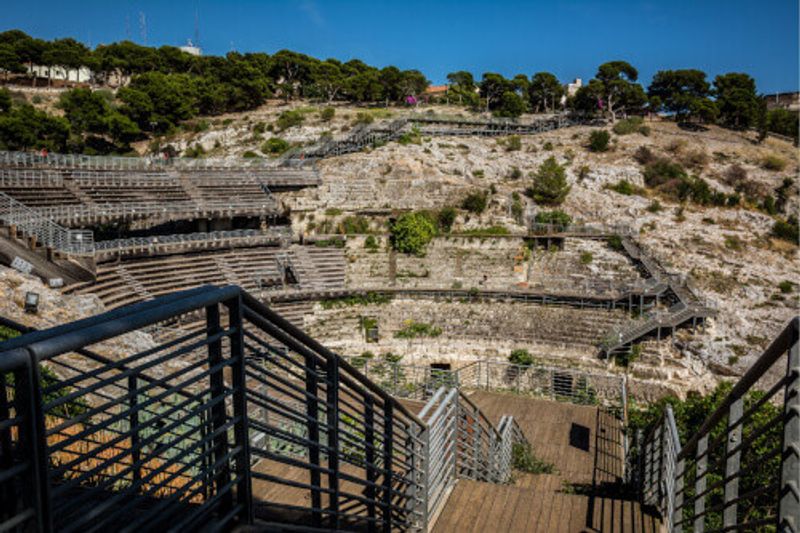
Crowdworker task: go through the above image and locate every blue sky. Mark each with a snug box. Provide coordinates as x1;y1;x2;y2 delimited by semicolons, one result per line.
3;0;798;93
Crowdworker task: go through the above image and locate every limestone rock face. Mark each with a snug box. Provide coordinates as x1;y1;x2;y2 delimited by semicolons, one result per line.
0;266;156;360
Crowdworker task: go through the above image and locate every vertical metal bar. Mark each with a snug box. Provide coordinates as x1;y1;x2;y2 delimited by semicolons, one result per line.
0;371;12;522
326;355;340;530
17;358;53;533
226;295;253;525
694;435;708;533
364;397;376;532
723;398;743;527
206;303;233;514
304;349;322;527
128;373;141;490
382;402;394;533
779;337;799;530
673;457;684;533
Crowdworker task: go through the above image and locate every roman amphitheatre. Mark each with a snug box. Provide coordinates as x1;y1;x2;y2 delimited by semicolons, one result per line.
0;82;797;530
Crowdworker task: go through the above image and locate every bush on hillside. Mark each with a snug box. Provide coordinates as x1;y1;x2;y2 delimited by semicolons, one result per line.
461;190;489;214
437;207;457;232
533;210;572;227
633;145;656;165
772;216;799;244
589;130;610;152
612;116;645;135
275;109;305;131
390;212;436;255
761;154;786;171
642;158;687;188
529;157;570;205
262;137;290;155
320;107;335;121
508;349;534;367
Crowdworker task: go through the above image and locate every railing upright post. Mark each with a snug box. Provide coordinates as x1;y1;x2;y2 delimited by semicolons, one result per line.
128;373;142;491
15;358;53;533
382;402;394;533
304;349;322;527
779;337;799;530
364;397;377;532
326;356;340;530
723;398;743;527
206;303;234;515
673;456;684;533
694;435;708;533
226;295;253;525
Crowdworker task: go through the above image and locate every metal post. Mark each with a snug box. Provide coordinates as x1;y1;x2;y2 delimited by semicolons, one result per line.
779;337;799;529
364;397;376;532
304;342;322;527
128;373;142;490
326;355;340;529
382;403;394;533
206;303;233;514
226;295;253;524
723;398;742;527
673;457;684;533
694;435;708;533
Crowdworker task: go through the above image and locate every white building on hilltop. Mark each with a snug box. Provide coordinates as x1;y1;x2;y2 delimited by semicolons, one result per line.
179;40;202;57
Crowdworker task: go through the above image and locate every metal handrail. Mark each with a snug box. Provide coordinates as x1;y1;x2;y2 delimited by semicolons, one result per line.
94;228;292;254
0;150;286;170
0;285;429;531
0;190;94;255
632;317;799;531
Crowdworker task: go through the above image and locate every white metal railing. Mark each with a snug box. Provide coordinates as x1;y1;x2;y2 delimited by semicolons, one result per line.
418;386;528;523
0;150;286;171
94;228;292;254
0;169;64;187
0;191;94;255
32;198;279;225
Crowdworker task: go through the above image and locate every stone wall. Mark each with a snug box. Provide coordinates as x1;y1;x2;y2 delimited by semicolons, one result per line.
345;236;527;290
527;239;643;291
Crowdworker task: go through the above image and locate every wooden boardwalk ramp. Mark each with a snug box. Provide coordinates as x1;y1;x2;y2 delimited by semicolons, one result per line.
433;391;662;533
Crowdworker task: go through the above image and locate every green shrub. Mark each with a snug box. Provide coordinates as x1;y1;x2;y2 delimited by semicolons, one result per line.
505;135;522;151
241;150;259;158
761;155;786;171
507;166;523;180
778;280;795;294
253;122;266;134
534;210;572;226
338;215;370;234
542;141;554;151
589;130;610;152
395;321;442;339
606;179;641;196
773;216;799;243
646;199;662;212
508;349;534;367
642;158;687;188
633;145;656;165
320;107;335;121
512;442;556;474
529;157;570;205
275;109;305;131
461;190;488;214
321;292;392;309
184;143;206;158
391;212;436;255
577;165;590;181
364;235;380;250
612;116;644;135
262;137;290;155
354;112;374;125
472;169;484;178
437;207;457;233
607;235;624;251
580;251;593;264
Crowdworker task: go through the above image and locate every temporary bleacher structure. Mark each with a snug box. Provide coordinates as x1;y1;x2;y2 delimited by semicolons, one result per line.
0;287;796;532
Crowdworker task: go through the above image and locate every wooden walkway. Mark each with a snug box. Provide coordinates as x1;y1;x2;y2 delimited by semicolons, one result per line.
433;391;661;533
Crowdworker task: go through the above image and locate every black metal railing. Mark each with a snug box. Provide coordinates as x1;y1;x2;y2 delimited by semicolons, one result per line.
0;285;428;532
633;317;799;532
